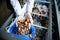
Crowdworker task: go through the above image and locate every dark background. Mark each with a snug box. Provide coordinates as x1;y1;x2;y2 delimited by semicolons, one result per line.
0;0;11;27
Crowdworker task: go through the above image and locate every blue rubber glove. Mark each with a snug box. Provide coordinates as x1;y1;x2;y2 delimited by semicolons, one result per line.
8;22;36;40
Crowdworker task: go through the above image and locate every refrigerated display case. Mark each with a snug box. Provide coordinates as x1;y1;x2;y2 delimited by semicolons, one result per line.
0;0;52;40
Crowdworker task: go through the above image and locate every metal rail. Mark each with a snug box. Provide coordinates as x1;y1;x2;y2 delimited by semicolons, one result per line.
1;13;13;28
54;0;60;40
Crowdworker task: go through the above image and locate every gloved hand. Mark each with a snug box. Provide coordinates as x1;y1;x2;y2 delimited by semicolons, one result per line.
8;21;31;40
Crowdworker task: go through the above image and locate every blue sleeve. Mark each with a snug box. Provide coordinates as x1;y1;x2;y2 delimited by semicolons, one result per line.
30;25;36;38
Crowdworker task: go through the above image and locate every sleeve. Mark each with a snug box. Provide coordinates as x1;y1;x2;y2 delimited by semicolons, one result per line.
24;0;35;24
21;3;27;15
22;0;35;15
10;0;22;16
27;0;34;12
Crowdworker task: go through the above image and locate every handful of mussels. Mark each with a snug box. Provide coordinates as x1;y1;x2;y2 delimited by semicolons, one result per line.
16;17;31;35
